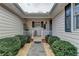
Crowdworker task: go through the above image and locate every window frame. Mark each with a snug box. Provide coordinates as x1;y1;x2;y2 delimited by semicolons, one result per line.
73;3;79;32
65;3;79;32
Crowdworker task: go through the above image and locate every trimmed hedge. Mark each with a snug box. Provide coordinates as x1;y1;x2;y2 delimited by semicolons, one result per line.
51;40;77;56
48;36;60;45
45;35;51;43
15;35;28;47
0;35;31;56
45;35;51;39
0;37;21;56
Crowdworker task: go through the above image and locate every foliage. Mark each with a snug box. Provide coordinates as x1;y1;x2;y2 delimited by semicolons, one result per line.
0;37;21;56
51;40;77;56
15;35;28;47
48;36;60;45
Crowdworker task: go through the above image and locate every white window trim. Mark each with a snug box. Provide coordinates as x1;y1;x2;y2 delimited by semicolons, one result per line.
71;3;79;32
71;3;74;32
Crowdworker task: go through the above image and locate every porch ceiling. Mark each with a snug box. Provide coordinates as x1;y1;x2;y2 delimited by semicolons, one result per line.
16;3;56;18
0;3;68;18
18;3;54;13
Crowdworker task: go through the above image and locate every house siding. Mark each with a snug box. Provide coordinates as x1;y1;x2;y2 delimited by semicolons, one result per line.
0;6;23;39
52;9;79;55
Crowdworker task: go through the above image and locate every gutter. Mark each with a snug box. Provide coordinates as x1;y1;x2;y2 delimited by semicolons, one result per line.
49;3;57;14
13;3;26;15
0;3;23;19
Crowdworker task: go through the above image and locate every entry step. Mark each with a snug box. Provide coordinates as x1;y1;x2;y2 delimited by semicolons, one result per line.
34;41;41;43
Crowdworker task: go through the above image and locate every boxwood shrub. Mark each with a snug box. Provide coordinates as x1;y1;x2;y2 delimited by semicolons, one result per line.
45;35;51;43
45;35;51;39
0;37;21;56
15;35;28;47
48;36;60;45
51;40;77;56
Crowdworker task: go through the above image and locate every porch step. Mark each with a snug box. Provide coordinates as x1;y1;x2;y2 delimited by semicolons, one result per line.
33;36;45;42
34;41;41;43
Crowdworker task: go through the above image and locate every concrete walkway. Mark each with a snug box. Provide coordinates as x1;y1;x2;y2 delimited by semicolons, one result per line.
27;42;46;56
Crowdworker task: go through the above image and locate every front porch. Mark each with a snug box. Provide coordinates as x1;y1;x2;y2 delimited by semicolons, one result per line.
0;3;78;56
23;18;52;40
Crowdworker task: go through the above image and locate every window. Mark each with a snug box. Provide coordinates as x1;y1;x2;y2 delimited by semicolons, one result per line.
34;22;41;27
65;4;71;32
65;3;79;32
76;15;79;29
74;3;79;14
74;3;79;30
32;21;41;28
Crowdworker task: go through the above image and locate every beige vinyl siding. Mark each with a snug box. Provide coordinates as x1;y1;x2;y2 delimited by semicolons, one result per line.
0;6;23;39
52;9;79;55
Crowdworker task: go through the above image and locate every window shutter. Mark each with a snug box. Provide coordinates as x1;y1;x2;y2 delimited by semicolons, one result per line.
76;15;79;29
41;21;43;27
32;21;35;28
44;24;46;29
65;4;71;32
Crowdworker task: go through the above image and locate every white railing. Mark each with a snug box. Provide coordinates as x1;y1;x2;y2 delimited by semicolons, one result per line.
23;30;32;36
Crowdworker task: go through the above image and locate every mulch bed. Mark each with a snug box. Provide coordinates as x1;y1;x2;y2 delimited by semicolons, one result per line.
42;39;47;43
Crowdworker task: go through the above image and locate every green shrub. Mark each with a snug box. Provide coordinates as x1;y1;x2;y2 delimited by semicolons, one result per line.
45;35;51;39
45;35;51;43
0;37;21;56
15;35;28;47
51;40;77;56
48;36;60;45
